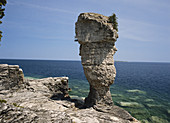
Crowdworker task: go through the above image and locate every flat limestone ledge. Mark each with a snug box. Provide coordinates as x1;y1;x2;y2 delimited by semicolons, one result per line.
0;77;140;123
0;63;140;122
24;77;70;98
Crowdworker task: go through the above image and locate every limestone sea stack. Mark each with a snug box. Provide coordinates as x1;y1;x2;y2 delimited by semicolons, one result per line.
75;13;118;107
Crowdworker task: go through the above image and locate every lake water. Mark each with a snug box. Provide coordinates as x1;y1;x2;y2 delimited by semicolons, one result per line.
0;59;170;123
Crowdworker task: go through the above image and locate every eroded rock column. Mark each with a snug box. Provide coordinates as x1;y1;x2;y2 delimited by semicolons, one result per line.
75;13;118;107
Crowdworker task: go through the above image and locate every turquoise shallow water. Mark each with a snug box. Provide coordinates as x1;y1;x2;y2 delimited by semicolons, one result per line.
0;59;170;123
69;79;170;123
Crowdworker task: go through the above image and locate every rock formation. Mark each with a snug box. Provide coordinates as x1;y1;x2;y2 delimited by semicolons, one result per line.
75;13;118;107
0;64;24;94
0;64;140;123
0;13;140;122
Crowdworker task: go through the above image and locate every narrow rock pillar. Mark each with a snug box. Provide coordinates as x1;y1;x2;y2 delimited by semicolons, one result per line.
75;13;118;107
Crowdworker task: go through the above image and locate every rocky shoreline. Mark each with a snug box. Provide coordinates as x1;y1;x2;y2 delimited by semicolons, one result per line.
0;13;141;123
0;64;140;123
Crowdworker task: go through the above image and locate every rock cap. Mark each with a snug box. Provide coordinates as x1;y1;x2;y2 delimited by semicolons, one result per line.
75;13;118;44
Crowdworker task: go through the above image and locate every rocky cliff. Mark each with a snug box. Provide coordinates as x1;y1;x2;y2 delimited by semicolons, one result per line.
0;64;140;123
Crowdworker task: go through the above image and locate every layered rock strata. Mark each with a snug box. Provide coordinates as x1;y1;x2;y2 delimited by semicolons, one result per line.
75;13;118;107
0;64;24;94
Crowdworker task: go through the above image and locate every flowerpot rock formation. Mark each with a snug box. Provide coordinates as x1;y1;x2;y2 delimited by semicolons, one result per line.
75;13;119;107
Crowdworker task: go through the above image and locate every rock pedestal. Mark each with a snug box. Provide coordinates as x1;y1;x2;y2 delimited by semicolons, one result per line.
75;13;118;107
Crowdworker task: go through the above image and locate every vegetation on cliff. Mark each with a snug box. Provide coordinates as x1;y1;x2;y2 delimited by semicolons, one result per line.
0;0;7;42
109;13;118;32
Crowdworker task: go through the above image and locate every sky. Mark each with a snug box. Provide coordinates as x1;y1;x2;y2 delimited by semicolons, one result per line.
0;0;170;62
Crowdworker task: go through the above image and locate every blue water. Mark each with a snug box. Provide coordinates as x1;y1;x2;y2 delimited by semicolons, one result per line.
0;59;170;122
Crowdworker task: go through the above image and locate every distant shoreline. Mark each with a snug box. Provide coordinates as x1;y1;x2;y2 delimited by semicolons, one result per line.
0;58;170;64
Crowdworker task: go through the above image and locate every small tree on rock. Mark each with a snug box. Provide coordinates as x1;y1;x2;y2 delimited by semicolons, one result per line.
108;13;118;32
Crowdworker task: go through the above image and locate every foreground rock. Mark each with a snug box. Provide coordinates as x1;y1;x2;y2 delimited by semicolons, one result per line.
0;64;139;122
75;13;118;107
0;64;24;94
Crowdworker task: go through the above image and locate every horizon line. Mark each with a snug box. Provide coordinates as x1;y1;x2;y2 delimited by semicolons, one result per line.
0;58;170;64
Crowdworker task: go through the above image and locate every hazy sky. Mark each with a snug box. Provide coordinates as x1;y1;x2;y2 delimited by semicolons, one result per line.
0;0;170;62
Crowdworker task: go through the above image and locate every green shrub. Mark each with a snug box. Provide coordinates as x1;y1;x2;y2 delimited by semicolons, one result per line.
0;99;7;103
108;13;118;32
13;103;18;107
13;103;24;108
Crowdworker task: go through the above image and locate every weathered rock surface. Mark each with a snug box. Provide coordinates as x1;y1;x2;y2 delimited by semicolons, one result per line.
0;64;24;94
0;102;72;123
0;64;140;123
75;13;118;107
